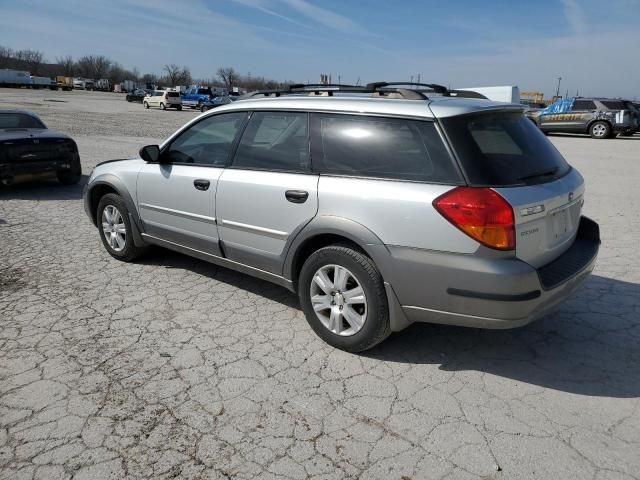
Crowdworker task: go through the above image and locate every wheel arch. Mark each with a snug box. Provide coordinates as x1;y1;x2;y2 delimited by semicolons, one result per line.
283;216;390;290
586;118;613;134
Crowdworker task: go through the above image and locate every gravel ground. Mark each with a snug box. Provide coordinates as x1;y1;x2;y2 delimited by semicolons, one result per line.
1;89;639;480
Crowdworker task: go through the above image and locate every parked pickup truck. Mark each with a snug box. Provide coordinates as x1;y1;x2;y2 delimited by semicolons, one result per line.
181;87;216;109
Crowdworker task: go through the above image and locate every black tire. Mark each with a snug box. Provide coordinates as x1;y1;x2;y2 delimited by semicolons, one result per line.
200;105;208;113
160;102;166;110
298;245;390;352
57;160;82;185
589;121;611;139
143;101;149;109
176;105;182;111
96;193;146;262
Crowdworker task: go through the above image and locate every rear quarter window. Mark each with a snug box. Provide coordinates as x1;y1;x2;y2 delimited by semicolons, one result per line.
600;100;627;110
442;111;571;186
310;114;462;183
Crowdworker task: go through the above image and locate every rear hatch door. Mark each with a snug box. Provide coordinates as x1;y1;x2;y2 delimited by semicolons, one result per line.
495;169;584;268
439;108;584;268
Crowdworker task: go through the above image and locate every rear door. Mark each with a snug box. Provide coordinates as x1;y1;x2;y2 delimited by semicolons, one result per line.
568;99;597;132
440;110;583;267
136;111;247;255
216;111;318;274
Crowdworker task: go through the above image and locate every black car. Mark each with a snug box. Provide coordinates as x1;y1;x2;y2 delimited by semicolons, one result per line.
125;89;149;103
0;110;81;186
527;97;638;139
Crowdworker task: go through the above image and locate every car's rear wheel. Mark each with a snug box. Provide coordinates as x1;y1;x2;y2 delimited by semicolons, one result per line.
298;245;390;352
143;101;149;109
160;102;166;110
200;104;208;113
176;105;182;111
590;121;611;139
97;193;146;262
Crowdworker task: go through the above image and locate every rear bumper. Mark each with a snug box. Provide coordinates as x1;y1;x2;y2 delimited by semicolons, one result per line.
0;160;74;184
379;216;600;329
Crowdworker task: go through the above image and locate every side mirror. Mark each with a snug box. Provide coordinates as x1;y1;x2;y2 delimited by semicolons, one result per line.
139;144;160;163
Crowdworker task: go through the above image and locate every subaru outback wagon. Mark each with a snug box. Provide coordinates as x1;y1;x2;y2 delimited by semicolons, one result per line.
83;83;600;352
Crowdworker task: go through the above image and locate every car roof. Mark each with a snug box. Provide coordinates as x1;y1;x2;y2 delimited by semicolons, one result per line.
210;94;523;119
0;109;43;118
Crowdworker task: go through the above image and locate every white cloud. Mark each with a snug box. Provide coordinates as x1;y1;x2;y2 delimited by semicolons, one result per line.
561;0;588;35
278;0;367;34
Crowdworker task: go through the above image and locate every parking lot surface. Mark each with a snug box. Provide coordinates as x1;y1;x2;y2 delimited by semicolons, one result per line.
1;89;639;480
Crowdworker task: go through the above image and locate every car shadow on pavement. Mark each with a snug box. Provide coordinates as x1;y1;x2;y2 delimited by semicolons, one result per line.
365;274;640;398
0;174;89;201
138;247;301;309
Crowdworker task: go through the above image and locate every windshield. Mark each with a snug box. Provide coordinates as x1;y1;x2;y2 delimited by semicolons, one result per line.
441;111;571;186
0;113;46;129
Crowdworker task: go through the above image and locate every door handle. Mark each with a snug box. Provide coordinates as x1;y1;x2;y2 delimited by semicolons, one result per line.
285;190;309;203
193;179;210;191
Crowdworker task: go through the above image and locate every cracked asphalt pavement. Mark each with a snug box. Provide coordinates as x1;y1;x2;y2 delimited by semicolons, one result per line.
1;89;639;479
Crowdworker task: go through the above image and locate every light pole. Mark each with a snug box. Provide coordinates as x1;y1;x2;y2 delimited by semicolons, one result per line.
556;76;562;98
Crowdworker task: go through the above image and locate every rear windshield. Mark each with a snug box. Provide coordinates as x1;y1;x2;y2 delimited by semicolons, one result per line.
0;113;46;129
442;111;571;186
166;92;180;98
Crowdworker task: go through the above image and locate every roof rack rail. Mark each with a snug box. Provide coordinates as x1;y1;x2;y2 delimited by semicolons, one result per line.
366;82;449;95
243;81;458;100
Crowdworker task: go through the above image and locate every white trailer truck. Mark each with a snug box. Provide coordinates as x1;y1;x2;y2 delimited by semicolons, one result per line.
0;69;33;88
458;85;520;104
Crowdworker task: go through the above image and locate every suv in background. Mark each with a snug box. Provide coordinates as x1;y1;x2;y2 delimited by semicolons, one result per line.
83;83;600;352
143;90;182;111
528;97;638;138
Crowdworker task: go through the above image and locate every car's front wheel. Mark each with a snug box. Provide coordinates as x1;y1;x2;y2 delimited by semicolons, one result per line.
160;102;166;110
590;121;611;139
143;101;149;109
97;193;146;262
298;245;390;352
176;105;182;111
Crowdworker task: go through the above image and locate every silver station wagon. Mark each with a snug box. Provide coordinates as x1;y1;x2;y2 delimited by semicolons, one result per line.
83;82;600;352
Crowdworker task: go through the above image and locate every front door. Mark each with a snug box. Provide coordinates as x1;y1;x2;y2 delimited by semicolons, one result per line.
137;111;248;255
216;111;318;274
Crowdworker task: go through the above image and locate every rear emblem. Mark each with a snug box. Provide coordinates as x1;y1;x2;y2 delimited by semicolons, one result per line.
568;192;574;202
33;139;39;144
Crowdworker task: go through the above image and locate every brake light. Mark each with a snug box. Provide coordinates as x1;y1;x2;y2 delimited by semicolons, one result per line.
433;187;515;250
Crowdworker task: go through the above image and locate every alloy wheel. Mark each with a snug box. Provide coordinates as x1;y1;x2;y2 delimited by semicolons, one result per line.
592;123;607;137
101;205;126;252
310;264;367;336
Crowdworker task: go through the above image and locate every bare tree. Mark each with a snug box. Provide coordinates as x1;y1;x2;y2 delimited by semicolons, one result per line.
0;45;13;68
163;64;181;87
14;49;44;75
75;55;112;79
56;55;75;76
217;67;239;90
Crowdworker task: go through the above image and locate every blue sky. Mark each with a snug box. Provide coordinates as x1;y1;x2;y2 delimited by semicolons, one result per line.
1;0;638;98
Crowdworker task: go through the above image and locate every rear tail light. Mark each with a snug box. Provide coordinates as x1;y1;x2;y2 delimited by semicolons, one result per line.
433;187;515;250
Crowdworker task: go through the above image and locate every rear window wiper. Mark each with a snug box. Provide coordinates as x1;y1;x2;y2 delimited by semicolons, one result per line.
518;167;559;183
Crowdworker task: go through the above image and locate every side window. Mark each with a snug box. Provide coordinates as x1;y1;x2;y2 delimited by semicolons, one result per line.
163;112;247;166
572;100;596;110
232;111;309;172
310;114;461;183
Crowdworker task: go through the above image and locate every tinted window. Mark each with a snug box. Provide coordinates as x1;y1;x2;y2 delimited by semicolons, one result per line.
600;100;626;110
233;112;309;172
0;113;45;129
310;114;461;183
166;92;180;98
572;100;596;110
164;112;246;166
442;111;571;186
